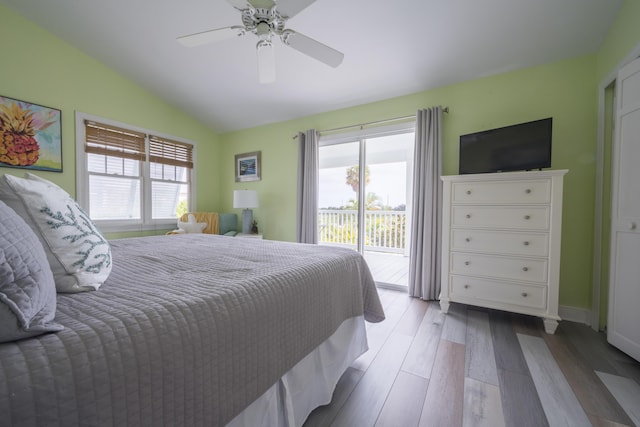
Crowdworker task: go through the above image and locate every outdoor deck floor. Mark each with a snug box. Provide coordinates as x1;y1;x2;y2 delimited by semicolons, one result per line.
363;251;409;288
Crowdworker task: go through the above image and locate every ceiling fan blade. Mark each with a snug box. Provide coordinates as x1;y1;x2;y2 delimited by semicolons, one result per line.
226;0;251;11
275;0;317;19
177;26;245;47
257;40;276;84
281;30;343;67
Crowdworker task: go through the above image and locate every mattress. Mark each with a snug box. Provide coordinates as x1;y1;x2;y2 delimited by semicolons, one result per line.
0;234;384;426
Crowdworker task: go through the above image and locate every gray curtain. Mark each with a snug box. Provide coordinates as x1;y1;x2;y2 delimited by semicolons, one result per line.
296;129;319;244
408;107;443;299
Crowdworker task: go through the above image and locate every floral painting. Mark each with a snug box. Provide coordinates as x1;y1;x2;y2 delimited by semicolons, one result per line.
0;95;62;172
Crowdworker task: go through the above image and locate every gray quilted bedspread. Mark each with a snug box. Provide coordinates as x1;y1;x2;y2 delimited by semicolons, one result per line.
0;234;384;427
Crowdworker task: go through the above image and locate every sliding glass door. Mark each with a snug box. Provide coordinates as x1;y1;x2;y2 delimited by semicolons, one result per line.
318;140;362;249
318;129;414;288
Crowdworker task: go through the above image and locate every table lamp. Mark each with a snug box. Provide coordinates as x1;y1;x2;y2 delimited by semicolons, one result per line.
233;190;259;234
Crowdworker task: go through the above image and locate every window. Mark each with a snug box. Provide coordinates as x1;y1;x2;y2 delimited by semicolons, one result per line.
76;112;196;232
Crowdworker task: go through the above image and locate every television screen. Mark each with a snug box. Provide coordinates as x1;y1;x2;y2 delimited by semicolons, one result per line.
459;118;552;174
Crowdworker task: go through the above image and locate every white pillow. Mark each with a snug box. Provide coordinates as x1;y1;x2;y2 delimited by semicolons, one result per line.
178;214;207;233
0;173;112;293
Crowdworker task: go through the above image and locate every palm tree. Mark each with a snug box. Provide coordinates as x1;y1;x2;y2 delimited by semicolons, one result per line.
365;192;384;210
344;192;384;210
345;165;370;194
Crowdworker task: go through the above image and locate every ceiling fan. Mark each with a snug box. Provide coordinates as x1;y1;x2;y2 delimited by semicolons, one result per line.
177;0;344;84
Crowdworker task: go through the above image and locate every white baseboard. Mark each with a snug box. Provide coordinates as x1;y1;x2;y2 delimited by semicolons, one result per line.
559;305;592;325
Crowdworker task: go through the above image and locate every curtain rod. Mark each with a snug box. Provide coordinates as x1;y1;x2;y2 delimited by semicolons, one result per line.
292;106;449;139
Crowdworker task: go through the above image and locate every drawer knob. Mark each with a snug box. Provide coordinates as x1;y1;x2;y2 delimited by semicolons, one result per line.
522;266;529;272
465;237;471;242
523;241;530;246
466;190;472;195
466;214;472;219
629;222;637;231
464;261;470;266
525;189;532;194
524;215;531;220
464;284;470;289
521;292;529;297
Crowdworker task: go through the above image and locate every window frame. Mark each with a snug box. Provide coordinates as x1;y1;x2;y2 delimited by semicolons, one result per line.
75;112;197;233
317;121;416;255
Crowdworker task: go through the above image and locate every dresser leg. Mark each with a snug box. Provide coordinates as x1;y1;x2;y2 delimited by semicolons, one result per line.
543;318;558;334
440;299;450;314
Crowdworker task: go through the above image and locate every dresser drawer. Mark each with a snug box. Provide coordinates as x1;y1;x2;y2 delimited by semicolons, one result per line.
451;229;549;257
450;275;547;309
452;205;550;230
452;179;551;204
451;252;548;283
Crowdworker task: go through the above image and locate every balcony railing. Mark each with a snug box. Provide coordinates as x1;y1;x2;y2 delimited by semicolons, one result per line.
318;209;407;253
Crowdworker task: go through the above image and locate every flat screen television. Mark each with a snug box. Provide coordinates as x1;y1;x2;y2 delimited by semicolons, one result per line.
459;118;552;174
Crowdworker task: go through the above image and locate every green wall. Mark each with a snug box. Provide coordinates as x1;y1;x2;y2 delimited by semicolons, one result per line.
0;4;221;224
597;0;640;82
220;55;597;309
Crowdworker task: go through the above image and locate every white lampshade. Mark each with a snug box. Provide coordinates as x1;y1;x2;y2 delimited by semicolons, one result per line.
257;39;275;84
233;190;259;209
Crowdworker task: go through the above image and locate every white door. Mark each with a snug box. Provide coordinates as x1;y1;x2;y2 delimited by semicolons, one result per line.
608;56;640;362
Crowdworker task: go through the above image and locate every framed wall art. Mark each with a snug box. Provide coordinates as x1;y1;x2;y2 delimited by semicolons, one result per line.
0;95;62;172
235;151;261;182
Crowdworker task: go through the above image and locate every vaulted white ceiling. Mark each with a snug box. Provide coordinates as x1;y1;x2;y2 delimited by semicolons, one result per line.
1;0;623;133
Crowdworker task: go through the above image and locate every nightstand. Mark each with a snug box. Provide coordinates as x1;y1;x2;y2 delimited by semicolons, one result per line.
236;233;263;239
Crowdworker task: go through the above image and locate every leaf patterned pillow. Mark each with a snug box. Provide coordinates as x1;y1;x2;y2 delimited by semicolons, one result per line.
0;173;112;293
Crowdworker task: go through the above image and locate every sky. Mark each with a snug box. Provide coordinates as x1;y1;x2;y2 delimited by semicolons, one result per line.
319;162;408;209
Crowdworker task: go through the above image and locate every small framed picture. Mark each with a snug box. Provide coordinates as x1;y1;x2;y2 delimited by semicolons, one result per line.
0;95;63;172
235;151;261;182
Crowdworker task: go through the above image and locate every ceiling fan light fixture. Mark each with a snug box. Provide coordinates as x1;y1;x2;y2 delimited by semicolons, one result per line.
257;40;276;84
256;21;271;38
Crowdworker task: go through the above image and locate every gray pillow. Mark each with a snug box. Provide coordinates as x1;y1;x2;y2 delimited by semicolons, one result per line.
0;200;63;343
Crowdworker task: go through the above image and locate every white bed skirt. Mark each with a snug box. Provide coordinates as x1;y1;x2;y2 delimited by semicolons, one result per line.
226;315;368;427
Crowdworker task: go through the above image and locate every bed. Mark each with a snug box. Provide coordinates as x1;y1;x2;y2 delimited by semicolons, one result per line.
0;232;384;426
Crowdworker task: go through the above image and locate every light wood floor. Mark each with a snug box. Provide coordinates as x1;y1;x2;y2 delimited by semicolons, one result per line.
304;289;640;427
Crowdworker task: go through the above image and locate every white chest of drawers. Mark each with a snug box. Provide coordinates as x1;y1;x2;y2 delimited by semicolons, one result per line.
439;170;567;333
